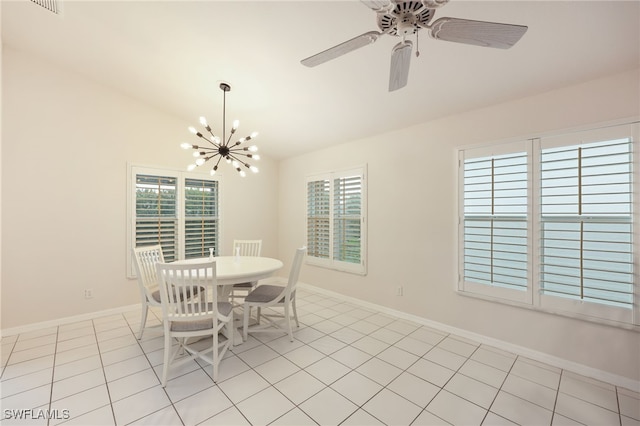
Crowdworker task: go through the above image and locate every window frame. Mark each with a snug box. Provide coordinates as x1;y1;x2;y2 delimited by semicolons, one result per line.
127;164;223;278
458;140;534;305
306;165;367;275
534;125;637;325
457;122;639;328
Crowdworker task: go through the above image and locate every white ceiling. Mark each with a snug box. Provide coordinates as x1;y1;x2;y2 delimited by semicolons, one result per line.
2;1;639;160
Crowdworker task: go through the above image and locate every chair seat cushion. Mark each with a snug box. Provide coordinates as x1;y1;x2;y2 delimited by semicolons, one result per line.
151;286;204;304
233;281;257;288
170;302;233;332
245;285;286;303
217;302;233;317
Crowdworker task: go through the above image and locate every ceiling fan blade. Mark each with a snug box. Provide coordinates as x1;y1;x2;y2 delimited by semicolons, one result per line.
360;0;393;12
301;31;382;67
429;17;528;49
389;40;413;92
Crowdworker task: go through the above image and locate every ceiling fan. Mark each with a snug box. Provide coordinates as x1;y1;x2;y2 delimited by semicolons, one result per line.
301;0;528;92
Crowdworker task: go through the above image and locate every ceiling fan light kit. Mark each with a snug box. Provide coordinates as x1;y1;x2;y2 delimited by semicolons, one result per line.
181;83;260;177
302;0;528;91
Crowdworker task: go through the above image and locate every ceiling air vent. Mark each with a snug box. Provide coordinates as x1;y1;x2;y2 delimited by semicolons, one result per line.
30;0;62;15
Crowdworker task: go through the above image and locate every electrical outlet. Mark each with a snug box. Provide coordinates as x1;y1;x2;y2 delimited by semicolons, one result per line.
396;286;403;296
84;289;94;299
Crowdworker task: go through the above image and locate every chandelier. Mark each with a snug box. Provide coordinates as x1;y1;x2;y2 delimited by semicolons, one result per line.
181;82;259;177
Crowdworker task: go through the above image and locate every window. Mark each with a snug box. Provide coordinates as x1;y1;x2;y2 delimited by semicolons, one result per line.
460;142;532;304
184;178;219;258
537;127;635;324
459;123;638;326
134;174;178;261
306;166;367;275
127;166;220;277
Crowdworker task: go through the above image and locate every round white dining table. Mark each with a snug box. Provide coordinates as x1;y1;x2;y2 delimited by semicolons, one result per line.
173;256;283;286
171;256;283;345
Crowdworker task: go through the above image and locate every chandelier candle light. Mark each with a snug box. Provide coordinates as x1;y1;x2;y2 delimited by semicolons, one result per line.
181;82;259;177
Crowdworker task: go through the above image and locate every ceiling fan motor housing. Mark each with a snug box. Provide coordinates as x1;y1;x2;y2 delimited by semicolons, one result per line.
377;1;439;36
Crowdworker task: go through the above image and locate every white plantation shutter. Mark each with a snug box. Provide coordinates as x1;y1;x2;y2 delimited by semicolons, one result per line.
459;122;638;326
184;178;219;259
460;143;531;303
307;178;331;259
135;174;178;262
307;167;367;274
333;174;362;264
538;126;636;322
129;166;221;277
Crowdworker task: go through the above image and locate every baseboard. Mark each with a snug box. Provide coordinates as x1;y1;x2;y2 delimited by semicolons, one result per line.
0;304;140;339
298;282;640;393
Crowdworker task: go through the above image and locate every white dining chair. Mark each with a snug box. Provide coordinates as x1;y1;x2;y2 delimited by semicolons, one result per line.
131;245;165;340
131;244;203;340
242;247;306;342
156;260;233;386
230;239;262;305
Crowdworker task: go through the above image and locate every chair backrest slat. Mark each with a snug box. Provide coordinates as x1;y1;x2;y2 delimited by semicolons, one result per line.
156;260;218;321
287;247;306;298
272;247;306;302
233;240;262;257
132;245;165;296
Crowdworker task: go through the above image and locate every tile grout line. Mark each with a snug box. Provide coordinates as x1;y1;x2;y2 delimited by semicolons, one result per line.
549;368;564;426
250;312;443;425
129;311;187;426
91;316;119;426
411;335;482;426
483;351;520;426
1;291;634;426
45;326;60;426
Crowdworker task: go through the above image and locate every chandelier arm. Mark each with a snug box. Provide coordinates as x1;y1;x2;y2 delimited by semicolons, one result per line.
227;153;253;168
226;152;243;163
226;131;235;147
206;128;220;145
196;149;216;158
194;133;217;147
227;150;253;158
231;136;250;146
208;137;220;148
228;146;248;153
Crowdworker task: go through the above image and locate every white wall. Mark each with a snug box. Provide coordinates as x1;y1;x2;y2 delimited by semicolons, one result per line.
3;40;639;384
1;47;279;330
278;68;640;382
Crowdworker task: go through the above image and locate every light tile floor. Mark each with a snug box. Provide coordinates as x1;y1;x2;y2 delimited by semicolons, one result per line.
1;288;639;425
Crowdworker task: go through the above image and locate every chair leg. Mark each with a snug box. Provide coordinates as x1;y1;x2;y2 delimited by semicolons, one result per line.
161;331;171;387
243;304;250;342
285;304;293;342
225;318;234;356
213;329;219;382
292;298;300;328
227;311;234;348
138;304;148;340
